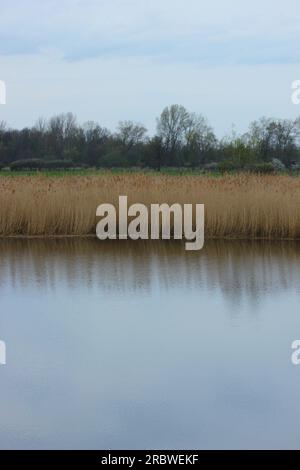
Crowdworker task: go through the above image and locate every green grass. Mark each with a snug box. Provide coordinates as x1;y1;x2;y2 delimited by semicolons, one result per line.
0;167;299;178
0;167;213;177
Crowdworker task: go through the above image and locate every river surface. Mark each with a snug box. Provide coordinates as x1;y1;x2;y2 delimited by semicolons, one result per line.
0;239;300;449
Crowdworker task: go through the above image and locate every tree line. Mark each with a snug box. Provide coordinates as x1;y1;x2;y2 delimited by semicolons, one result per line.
1;104;300;171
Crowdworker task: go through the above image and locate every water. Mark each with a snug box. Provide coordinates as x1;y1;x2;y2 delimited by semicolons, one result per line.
0;238;300;450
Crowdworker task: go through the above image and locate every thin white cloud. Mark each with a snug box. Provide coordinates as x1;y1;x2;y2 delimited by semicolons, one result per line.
0;0;300;133
0;52;299;136
0;0;300;63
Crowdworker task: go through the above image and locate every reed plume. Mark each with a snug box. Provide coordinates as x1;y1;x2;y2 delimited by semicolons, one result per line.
1;173;300;239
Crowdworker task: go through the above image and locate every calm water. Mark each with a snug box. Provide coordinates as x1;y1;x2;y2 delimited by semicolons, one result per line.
0;238;300;450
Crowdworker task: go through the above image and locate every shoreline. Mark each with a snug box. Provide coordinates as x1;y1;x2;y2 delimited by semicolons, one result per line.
1;235;300;241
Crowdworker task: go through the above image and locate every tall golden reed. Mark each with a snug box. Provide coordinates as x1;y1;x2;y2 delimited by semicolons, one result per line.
1;173;300;238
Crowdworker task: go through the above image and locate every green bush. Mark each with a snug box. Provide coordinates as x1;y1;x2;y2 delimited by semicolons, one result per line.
9;159;79;171
10;159;45;171
219;160;239;173
43;160;75;170
246;162;274;174
100;150;128;168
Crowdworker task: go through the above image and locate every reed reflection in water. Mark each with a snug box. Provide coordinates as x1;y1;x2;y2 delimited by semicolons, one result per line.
0;238;300;449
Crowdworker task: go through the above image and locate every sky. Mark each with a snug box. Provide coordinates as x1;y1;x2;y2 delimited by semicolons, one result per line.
0;0;300;136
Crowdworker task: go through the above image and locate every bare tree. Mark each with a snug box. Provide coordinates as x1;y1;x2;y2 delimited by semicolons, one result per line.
116;120;147;150
83;121;110;145
156;104;190;154
47;112;78;157
185;113;216;159
0;120;7;133
246;117;298;164
34;117;47;134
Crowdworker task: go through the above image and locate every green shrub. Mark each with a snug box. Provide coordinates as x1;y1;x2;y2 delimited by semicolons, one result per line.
43;160;75;170
10;159;45;171
100;150;128;168
219;160;239;173
10;159;79;171
271;158;285;171
246;162;274;174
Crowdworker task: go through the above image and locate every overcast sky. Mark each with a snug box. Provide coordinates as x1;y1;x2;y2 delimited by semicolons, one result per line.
0;0;300;136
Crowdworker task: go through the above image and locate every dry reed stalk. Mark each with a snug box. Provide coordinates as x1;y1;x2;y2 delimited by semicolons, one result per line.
1;173;300;239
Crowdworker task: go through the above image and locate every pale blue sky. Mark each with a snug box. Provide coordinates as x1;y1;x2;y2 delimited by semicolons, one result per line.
0;0;300;135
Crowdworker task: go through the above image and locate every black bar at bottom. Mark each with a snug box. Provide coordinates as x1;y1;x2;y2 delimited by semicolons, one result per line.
0;450;297;465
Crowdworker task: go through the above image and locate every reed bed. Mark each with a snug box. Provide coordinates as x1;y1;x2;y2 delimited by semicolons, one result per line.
1;173;300;239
